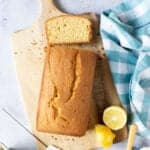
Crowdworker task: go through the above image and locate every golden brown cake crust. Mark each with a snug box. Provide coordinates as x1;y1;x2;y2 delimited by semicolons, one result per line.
45;15;93;44
36;46;97;136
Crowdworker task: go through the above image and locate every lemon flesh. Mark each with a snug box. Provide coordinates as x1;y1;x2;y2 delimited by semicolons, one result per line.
103;106;127;130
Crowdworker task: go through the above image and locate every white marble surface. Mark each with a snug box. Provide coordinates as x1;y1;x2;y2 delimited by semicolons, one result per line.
0;0;145;149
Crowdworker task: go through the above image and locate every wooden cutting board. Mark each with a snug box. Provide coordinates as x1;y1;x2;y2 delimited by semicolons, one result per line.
11;0;128;149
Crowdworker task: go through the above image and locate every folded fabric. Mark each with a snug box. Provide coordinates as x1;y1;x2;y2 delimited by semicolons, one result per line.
100;0;150;147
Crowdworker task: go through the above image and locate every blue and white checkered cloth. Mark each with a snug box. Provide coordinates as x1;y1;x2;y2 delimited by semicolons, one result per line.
100;0;150;142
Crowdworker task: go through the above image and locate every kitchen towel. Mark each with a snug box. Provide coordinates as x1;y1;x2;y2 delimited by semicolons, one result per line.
101;0;150;145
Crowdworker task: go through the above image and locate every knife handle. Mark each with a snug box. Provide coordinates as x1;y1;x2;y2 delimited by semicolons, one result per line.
127;124;137;150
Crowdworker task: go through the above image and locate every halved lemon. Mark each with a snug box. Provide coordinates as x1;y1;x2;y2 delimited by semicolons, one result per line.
103;106;127;130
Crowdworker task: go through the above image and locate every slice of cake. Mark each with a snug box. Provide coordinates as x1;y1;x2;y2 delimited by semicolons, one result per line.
45;15;93;44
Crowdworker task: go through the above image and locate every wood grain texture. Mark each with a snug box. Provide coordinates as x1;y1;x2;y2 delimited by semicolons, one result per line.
11;0;127;149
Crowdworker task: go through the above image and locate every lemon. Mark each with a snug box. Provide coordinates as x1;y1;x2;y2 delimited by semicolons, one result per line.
95;124;115;148
103;106;127;130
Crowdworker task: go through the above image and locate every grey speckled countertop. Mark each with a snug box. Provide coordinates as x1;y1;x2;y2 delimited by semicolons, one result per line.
0;0;143;149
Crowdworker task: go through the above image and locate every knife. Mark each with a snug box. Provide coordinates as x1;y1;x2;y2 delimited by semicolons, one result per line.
2;108;61;150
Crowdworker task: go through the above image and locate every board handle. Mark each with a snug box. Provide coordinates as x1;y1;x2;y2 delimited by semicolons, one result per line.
49;0;66;15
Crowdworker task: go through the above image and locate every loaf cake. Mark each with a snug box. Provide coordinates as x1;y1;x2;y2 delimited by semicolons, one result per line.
45;15;93;44
36;46;97;136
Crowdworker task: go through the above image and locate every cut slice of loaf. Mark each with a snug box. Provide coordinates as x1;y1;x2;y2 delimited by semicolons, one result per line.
45;15;93;44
